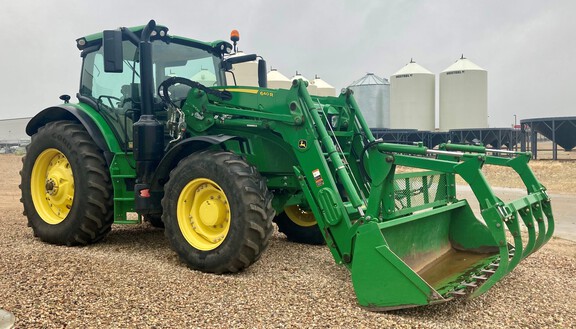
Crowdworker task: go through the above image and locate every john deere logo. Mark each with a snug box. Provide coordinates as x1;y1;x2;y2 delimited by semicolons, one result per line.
298;140;307;149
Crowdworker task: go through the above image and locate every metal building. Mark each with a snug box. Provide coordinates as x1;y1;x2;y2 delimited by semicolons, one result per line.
0;117;31;152
439;56;488;131
348;73;390;129
390;60;435;130
521;116;576;160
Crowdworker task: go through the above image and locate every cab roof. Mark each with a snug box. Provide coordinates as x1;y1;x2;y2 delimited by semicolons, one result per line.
75;24;232;57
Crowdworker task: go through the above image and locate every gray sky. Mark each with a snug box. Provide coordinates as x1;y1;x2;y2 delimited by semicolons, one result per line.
1;0;574;128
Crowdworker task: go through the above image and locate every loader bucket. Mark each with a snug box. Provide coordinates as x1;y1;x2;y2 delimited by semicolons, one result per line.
349;152;553;311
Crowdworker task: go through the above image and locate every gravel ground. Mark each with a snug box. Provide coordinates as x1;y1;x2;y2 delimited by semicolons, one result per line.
1;154;575;328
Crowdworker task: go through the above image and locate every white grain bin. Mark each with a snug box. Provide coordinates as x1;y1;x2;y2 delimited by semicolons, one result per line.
390;60;435;130
267;69;292;89
225;51;259;87
439;56;488;131
291;72;318;95
191;68;217;87
348;73;390;129
311;75;336;97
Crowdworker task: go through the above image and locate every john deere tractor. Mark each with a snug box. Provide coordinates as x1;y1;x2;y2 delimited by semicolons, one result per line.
20;20;554;310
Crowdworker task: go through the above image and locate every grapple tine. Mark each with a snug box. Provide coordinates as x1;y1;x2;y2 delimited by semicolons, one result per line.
541;200;555;244
518;206;537;258
504;212;524;271
469;248;509;298
531;202;547;252
466;201;513;299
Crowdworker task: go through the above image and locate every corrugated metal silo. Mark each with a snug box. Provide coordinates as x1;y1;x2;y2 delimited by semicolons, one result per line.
348;73;390;129
439;56;488;131
311;75;336;97
390;60;435;130
267;69;292;89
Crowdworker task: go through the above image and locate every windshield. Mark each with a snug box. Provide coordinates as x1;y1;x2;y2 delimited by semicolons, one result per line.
80;40;224;101
154;41;223;87
79;39;224;147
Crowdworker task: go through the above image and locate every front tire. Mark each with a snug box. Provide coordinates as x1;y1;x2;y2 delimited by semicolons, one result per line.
274;205;325;245
20;121;114;245
162;150;274;273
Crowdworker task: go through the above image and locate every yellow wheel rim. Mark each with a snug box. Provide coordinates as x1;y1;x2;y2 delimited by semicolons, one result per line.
177;178;231;251
31;149;74;225
284;205;317;227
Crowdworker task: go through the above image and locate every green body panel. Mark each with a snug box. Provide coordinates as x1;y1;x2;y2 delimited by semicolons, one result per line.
109;153;137;223
67;102;125;153
40;29;555;311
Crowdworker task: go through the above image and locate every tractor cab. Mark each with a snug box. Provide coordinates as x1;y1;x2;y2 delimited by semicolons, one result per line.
76;26;227;150
75;25;265;151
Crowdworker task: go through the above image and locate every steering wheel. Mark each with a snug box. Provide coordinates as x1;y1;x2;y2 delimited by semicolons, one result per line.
157;77;232;107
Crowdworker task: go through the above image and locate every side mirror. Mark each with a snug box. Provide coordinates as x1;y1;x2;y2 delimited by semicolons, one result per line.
258;59;267;88
103;30;123;73
224;53;257;65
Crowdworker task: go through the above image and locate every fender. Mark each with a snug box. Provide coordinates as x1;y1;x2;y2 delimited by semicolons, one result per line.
26;105;116;165
150;134;239;191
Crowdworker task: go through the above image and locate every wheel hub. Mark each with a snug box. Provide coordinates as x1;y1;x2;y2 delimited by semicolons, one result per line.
199;199;226;226
45;178;58;196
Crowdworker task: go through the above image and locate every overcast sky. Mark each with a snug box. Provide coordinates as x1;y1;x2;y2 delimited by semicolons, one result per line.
1;0;574;128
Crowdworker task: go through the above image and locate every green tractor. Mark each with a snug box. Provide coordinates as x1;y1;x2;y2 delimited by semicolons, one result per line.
20;20;554;310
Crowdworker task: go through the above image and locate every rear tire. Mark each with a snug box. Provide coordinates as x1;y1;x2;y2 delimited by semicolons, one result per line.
20;121;114;245
275;205;325;245
162;150;274;273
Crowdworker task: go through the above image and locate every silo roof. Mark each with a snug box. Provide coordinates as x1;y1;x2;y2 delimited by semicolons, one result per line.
312;76;334;89
268;69;290;82
392;61;433;76
348;73;389;86
291;72;309;82
442;57;485;72
191;68;216;81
